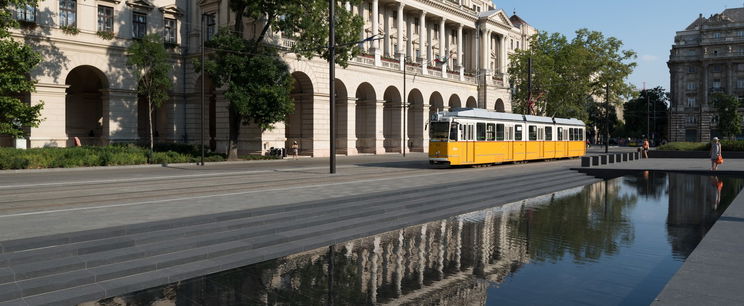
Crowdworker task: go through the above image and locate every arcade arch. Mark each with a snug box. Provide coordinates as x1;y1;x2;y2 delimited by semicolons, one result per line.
286;72;314;155
65;65;108;146
355;82;377;153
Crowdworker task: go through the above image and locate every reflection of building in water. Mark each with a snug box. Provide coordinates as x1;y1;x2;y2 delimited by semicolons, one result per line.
82;183;633;306
667;173;718;226
666;173;720;258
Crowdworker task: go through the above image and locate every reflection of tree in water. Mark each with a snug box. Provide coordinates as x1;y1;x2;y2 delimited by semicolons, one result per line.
510;179;638;263
623;171;668;200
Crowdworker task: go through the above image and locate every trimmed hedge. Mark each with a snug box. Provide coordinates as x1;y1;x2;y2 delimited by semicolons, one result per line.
657;140;744;152
0;144;252;170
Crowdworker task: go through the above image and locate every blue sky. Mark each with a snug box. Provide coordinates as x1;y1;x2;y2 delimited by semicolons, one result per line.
493;0;744;91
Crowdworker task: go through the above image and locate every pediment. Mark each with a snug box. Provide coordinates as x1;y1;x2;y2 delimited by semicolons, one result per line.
126;0;154;11
479;9;514;28
159;4;183;17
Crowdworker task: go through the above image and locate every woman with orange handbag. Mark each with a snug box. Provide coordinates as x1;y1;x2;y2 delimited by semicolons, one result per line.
711;137;722;171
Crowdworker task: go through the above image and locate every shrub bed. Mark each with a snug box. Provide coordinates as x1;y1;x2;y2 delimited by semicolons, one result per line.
657;140;744;152
0;143;283;170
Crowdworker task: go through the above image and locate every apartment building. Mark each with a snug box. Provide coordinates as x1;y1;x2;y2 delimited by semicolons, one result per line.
7;0;536;156
668;8;744;142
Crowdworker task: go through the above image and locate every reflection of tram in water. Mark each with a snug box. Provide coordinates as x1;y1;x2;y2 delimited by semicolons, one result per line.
429;108;586;166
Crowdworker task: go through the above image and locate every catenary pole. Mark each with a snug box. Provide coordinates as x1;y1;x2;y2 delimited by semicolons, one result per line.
605;83;610;153
527;57;532;114
329;0;336;174
645;82;649;141
403;57;407;157
200;14;205;166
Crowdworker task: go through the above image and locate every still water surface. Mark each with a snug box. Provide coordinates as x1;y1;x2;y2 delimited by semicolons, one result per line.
89;172;744;306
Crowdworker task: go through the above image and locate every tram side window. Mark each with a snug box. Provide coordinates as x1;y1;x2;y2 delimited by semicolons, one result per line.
557;127;563;141
496;124;505;141
515;125;523;141
486;123;495;141
449;122;459;141
580;128;584;141
476;122;486;141
546;127;552;141
528;125;537;141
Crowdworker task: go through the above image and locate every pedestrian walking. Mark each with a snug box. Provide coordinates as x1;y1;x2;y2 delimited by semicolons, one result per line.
711;137;723;171
291;141;299;159
642;138;650;158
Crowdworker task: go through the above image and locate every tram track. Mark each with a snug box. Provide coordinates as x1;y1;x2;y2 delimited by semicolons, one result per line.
0;168;424;213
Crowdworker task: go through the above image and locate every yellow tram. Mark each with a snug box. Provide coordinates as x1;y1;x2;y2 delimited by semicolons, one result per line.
428;108;586;166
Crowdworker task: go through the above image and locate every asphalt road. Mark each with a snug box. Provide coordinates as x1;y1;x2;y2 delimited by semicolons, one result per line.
0;153;584;241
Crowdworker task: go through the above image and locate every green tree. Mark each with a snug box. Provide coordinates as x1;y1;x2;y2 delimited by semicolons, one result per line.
585;98;619;143
127;34;173;154
202;0;363;159
509;29;636;121
623;87;669;140
712;92;741;139
0;0;44;139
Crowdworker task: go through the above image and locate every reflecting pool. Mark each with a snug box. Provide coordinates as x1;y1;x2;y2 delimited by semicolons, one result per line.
83;172;744;306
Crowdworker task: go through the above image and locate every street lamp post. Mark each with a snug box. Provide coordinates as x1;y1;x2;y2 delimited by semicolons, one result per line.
329;0;336;174
200;14;206;166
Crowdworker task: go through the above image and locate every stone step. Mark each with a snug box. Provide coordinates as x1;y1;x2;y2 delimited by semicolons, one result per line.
0;170;585;285
0;168;570;261
0;172;596;304
13;175;602;306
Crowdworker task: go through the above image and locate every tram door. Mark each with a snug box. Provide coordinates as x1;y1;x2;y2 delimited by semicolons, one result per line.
464;123;475;163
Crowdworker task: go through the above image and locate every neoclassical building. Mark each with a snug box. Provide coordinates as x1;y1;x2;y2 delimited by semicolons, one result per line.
7;0;536;156
668;8;744;142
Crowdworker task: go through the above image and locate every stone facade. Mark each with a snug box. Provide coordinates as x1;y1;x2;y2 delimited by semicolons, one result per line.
668;8;744;142
8;0;536;156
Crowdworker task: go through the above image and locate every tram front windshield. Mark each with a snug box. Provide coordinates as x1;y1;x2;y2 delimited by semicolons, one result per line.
430;122;450;141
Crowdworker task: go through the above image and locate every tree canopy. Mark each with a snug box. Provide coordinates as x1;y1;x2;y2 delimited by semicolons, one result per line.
201;0;363;159
0;0;44;139
623;87;669;140
508;29;637;121
127;34;173;152
712;92;741;139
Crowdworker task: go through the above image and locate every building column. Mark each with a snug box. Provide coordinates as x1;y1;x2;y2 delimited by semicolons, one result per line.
501;35;509;87
457;24;464;81
29;83;68;148
371;0;381;66
406;14;413;61
419;11;427;74
397;3;405;70
374;100;386;153
427;21;433;70
339;97;358;155
440;18;447;77
102;89;139;144
358;2;366;51
383;5;390;57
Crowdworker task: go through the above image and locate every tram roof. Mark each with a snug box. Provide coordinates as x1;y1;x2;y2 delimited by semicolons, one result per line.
443;108;584;126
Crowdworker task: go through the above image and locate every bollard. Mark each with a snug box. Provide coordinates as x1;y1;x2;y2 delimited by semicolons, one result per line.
581;156;592;167
591;155;600;166
608;154;615;164
600;155;608;165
